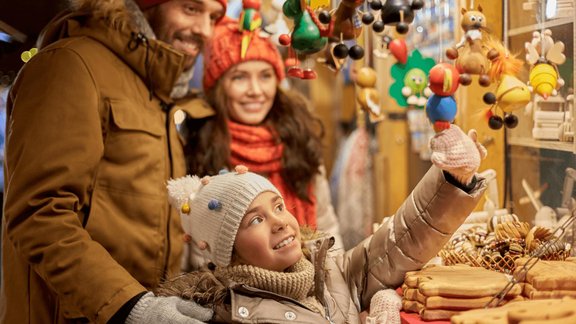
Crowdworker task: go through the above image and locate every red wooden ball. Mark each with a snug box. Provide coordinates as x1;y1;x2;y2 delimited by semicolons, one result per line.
428;63;460;96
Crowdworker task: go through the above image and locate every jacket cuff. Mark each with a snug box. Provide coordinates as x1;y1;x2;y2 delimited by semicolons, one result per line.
443;171;478;193
107;291;148;324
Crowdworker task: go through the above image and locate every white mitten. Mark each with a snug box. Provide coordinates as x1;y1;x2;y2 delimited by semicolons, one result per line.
126;292;213;324
366;289;402;324
429;125;487;186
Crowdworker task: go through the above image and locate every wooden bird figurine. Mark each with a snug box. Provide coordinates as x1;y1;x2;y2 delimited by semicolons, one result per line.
239;0;263;58
355;67;383;122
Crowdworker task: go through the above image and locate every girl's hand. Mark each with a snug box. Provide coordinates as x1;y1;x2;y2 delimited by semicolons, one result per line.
429;125;487;186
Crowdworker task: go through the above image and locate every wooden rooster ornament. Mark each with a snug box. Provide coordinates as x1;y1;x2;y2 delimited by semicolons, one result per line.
239;0;263;58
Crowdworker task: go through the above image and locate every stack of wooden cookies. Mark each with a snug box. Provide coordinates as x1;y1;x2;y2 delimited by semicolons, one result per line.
515;257;576;300
451;298;576;323
402;264;523;321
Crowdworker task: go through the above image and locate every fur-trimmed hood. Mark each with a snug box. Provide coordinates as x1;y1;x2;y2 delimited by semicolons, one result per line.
36;0;190;103
39;0;155;49
66;0;145;31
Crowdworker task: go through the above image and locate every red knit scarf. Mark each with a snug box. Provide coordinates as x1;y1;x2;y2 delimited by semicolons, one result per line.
228;120;317;229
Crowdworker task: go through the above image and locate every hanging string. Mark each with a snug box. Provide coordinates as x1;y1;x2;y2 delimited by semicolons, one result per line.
437;0;444;63
539;0;546;60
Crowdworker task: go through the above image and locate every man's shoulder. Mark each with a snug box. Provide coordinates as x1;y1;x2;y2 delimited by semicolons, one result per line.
37;36;128;78
41;36;114;59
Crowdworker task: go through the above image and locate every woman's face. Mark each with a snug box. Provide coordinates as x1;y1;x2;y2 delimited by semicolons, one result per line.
234;191;302;272
222;61;278;125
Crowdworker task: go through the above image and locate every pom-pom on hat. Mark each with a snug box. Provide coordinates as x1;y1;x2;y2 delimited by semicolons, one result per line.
167;166;280;267
135;0;228;15
203;17;285;92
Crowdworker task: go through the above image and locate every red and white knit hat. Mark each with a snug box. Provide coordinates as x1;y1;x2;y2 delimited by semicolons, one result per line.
135;0;228;13
203;17;285;92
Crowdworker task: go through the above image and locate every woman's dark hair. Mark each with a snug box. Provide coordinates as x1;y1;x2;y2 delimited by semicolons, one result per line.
183;83;324;201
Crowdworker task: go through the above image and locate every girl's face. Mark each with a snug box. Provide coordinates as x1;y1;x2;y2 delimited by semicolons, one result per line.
234;191;302;272
222;60;278;125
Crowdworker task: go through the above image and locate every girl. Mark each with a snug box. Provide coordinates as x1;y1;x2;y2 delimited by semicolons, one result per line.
161;119;487;322
182;16;343;248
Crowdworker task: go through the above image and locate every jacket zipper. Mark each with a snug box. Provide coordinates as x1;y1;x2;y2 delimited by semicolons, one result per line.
161;101;173;278
322;293;334;323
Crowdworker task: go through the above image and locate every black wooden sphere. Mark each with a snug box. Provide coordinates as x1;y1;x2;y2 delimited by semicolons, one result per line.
372;20;385;33
504;114;519;128
319;10;331;24
362;12;375;25
396;22;409;34
348;45;365;60
412;0;425;10
488;115;504;130
333;43;349;59
483;92;496;105
370;0;382;10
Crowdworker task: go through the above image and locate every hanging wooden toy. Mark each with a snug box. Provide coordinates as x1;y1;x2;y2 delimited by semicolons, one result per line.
482;39;531;130
322;0;366;58
445;5;492;86
425;62;461;132
355;67;384;122
361;0;422;65
361;0;424;35
314;0;368;73
389;49;435;109
373;34;408;64
525;29;566;99
239;0;263;57
279;0;328;79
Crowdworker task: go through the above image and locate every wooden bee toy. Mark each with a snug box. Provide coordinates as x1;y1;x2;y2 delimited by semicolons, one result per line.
525;29;566;99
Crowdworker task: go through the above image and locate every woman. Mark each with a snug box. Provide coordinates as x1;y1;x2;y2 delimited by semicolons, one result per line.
183;16;343;248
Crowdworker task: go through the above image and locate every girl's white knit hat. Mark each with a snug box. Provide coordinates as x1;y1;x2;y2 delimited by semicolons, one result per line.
167;167;280;267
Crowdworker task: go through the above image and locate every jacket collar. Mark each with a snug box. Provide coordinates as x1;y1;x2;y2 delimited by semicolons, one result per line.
305;236;335;303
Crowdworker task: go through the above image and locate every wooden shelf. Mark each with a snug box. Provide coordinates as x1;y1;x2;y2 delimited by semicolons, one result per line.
508;136;575;153
508;17;574;37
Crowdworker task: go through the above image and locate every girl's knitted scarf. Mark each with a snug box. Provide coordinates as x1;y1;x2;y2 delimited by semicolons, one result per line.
228;120;317;228
214;257;314;301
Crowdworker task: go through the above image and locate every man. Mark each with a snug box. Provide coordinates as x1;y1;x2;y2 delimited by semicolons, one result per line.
0;0;225;322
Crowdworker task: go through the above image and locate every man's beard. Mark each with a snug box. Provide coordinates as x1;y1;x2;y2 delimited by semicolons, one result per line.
173;32;204;70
